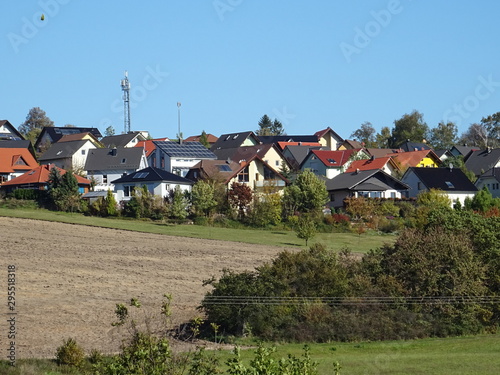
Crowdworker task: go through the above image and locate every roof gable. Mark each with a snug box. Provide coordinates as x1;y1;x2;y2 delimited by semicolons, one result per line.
305;149;360;168
0;148;38;173
464;148;500;176
111;166;193;185
100;132;146;148
211;131;259;150
345;156;397;173
389;149;441;168
39;140;90;160
326;169;409;191
0;120;24;141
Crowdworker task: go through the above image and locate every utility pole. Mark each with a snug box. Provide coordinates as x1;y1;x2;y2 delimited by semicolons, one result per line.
177;102;182;144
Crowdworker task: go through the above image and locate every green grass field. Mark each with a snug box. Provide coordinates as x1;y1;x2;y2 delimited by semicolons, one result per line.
0;207;394;254
1;334;499;374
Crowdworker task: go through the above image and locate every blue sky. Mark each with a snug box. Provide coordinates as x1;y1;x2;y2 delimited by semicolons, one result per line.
2;1;500;140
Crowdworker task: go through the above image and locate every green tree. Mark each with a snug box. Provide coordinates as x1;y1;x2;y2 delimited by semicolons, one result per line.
470;186;500;213
428;121;458;149
480;112;500;147
249;192;282;227
294;215;316;246
375;126;392;148
199;130;211;148
282;170;328;217
104;125;115;137
18;107;55;144
105;189;118;216
459;123;490;149
47;167;81;212
350;121;377;147
191;180;217;217
389;110;429;148
168;185;189;220
256;114;284;136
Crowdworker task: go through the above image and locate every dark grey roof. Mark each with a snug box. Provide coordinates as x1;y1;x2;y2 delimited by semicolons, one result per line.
451;145;479;157
464;148;500;176
100;132;143;148
326;170;409;191
283;145;323;167
35;126;101;147
211;144;275;162
476;167;500;182
111;166;193;185
210;131;258;150
84;148;145;171
258;135;319;144
0;140;31;149
39;140;88;160
399;141;431;152
434;149;453;158
155;141;216;159
406;167;478;191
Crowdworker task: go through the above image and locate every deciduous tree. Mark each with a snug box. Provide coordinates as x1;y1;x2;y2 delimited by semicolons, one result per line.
18;107;54;143
350;121;377;147
389;110;429;148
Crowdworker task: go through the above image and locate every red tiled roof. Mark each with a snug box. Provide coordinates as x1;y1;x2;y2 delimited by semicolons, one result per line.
135;138;169;157
309;149;358;167
388;149;441;168
0;148;38;173
1;164;90;187
345;157;396;173
184;134;218;144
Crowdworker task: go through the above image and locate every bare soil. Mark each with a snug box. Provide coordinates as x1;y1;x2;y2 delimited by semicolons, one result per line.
1;217;293;359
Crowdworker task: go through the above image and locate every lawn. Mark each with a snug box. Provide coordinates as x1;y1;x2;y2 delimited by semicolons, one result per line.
1;334;499;374
0;207;394;254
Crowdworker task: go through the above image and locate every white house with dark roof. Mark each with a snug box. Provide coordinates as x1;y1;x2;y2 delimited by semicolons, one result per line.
38;139;97;172
111;166;193;202
0;120;24;141
152;140;217;177
401;166;478;205
325;169;409;208
475;167;500;198
100;131;147;149
84;147;148;191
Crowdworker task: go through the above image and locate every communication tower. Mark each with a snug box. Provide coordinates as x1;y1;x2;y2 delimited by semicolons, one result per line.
121;71;131;133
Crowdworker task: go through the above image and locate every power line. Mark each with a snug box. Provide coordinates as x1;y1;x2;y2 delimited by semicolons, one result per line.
202;295;500;306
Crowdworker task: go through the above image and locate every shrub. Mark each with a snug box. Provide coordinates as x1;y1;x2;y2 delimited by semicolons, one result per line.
55;338;85;367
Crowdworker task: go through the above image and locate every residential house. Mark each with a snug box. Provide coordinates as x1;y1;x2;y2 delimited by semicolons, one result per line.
398;141;431;152
475;167;500;198
0;164;90;194
35;126;102;152
212;143;290;172
134;138;169;167
464;148;500;177
0;120;24;141
314;127;344;150
111;166;193;202
344;156;400;176
184;133;218;146
100;131;147;149
0;140;37;159
401;166;478;205
301;149;370;179
450;145;479;158
388;149;442;170
0;148;39;183
434;149;454;162
325;169;409;208
152;140;217;177
84;147;148;191
338;139;363;150
281;144;324;171
365;148;404;158
186;156;289;193
38;139;98;173
211;131;260;151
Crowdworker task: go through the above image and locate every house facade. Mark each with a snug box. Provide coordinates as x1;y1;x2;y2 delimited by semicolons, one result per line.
0;148;39;183
38;139;97;173
111;166;193;202
401;167;478;205
475;167;500;198
301;149;370;179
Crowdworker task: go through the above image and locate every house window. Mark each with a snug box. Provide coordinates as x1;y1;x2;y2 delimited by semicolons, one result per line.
81;149;86;155
103;175;108;184
124;185;132;197
391;192;396;198
161;155;165;169
330;193;335;201
263;165;275;180
238;166;249;182
275;160;280;167
121;158;127;164
417;182;422;190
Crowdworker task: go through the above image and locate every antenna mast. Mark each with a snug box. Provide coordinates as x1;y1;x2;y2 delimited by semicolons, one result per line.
121;71;131;133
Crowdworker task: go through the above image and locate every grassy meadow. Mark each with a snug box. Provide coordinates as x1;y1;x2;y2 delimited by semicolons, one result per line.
0;207;394;254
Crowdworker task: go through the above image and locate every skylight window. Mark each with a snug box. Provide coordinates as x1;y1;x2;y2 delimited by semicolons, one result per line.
445;181;455;189
121;158;127;164
327;158;336;164
56;150;63;155
133;172;149;179
217;164;232;172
